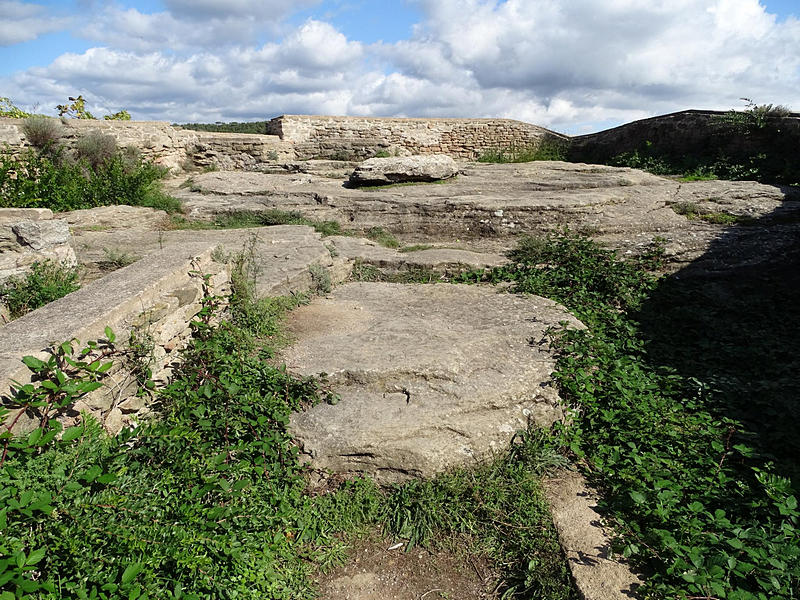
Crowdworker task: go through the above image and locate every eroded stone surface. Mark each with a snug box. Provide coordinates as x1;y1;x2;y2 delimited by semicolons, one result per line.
286;282;581;483
174;161;800;270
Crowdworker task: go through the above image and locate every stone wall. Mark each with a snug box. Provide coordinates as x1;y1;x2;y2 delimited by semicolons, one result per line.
266;115;567;160
0;208;76;287
569;109;800;164
0;241;230;435
0;118;296;171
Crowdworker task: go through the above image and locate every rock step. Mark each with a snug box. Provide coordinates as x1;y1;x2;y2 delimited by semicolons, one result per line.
285;282;582;483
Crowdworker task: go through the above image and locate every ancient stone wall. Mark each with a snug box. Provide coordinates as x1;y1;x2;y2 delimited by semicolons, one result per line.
0;118;296;171
569;109;800;164
0;208;76;286
0;242;230;435
266;115;567;160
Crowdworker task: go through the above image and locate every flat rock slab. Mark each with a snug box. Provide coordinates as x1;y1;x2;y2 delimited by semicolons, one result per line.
349;154;459;186
546;471;644;600
285;282;581;483
327;235;507;272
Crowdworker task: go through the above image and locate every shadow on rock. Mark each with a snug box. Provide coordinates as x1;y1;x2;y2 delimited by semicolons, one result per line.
635;185;800;482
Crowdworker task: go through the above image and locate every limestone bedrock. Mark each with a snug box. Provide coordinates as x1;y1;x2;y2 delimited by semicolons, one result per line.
285;282;582;483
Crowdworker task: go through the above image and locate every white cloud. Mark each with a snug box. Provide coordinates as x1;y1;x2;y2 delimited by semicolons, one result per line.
2;0;799;133
0;1;72;45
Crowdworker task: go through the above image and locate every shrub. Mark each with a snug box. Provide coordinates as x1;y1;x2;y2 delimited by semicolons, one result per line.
20;116;63;148
0;260;81;319
0;148;180;213
75;130;118;168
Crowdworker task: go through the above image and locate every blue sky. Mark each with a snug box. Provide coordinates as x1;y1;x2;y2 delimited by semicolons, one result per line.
1;0;799;133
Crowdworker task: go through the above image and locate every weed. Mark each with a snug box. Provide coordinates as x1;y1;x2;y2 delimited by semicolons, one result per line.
100;247;139;270
309;263;332;294
373;150;391;158
0;260;81;319
169;209;344;236
350;260;445;284
0;148;181;213
75;130;118;168
381;425;575;599
21;116;63;149
366;226;400;248
670;202;753;225
398;244;434;253
456;231;799;599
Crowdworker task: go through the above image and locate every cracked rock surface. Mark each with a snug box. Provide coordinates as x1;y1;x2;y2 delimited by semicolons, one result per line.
285;282;582;483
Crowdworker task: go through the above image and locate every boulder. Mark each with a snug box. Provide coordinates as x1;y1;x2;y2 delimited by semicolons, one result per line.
349;155;459;186
285;282;582;483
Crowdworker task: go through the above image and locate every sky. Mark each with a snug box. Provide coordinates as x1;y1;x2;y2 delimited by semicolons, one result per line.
1;0;798;134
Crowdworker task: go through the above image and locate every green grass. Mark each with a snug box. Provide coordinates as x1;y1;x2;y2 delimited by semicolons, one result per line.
0;260;81;319
670;202;756;225
168;209;343;236
365;226;400;248
398;244;434;253
455;232;799;599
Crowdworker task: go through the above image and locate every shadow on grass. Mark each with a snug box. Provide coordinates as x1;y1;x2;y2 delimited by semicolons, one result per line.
636;185;800;483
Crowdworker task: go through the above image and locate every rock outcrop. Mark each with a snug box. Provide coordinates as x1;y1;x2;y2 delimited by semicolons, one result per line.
285;282;582;483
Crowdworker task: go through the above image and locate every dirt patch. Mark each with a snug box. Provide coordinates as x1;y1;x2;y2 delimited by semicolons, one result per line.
316;531;497;600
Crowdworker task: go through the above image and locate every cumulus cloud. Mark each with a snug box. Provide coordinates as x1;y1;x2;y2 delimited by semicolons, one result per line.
2;0;799;132
0;1;72;45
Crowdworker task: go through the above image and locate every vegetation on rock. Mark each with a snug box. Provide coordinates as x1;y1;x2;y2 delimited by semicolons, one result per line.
0;146;180;214
0;260;81;320
457;231;799;599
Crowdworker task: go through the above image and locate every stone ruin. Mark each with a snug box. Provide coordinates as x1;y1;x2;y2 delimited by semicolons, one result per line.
2;111;799;599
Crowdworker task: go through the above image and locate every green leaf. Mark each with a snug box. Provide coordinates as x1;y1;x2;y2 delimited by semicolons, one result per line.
121;562;143;585
104;326;116;343
26;548;45;566
629;490;646;504
61;425;84;442
21;355;46;371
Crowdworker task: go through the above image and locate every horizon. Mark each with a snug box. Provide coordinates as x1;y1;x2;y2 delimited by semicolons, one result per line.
1;0;799;135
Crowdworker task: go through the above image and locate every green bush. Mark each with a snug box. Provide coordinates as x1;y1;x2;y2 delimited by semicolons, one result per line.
0;260;81;319
0;148;180;213
20;116;63;149
456;232;799;599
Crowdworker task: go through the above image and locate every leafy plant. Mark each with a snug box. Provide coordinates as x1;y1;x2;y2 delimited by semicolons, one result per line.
20;116;63;149
75;130;118;168
56;95;95;119
0;260;81;320
0;148;180;213
0;97;31;119
104;110;131;121
456;231;799;599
